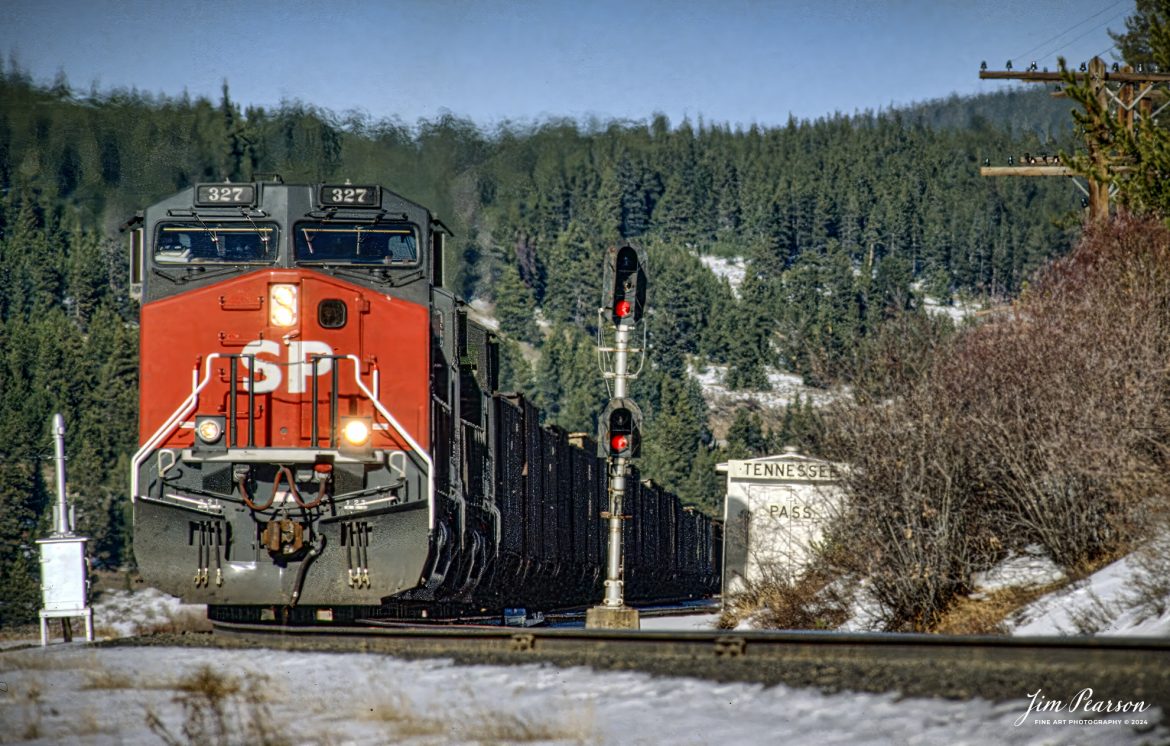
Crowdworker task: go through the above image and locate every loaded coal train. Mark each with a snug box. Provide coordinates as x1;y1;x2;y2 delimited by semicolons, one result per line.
125;179;720;624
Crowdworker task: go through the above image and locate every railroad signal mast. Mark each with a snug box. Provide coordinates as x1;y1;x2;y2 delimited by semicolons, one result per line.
979;57;1170;221
587;244;648;630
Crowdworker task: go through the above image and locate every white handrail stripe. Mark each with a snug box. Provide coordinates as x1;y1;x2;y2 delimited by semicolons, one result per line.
344;355;435;531
131;354;223;502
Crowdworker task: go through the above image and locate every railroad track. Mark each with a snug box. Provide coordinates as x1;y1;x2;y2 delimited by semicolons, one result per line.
114;621;1170;712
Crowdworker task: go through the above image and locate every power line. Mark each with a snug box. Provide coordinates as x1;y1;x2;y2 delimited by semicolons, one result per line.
1029;10;1130;65
1010;0;1128;64
1092;43;1119;61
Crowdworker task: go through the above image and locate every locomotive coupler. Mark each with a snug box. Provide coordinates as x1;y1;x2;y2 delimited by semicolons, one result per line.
262;518;305;557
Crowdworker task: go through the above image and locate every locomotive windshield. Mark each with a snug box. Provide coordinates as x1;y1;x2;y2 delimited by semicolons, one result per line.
155;222;278;264
294;222;418;265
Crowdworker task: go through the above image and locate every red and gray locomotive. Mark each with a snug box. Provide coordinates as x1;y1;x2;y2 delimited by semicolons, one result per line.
126;179;719;623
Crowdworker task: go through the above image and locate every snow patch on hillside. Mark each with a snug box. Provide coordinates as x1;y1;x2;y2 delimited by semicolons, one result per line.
1006;545;1170;637
699;255;745;297
690;363;841;412
922;295;983;324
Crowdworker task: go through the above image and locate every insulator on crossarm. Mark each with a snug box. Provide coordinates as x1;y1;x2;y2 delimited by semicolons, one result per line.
1006;60;1013;71
981;60;988;71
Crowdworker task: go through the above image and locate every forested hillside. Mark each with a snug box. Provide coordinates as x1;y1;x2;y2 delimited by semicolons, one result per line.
0;59;1084;622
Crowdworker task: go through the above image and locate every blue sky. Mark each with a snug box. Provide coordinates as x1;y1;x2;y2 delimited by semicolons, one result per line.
0;0;1134;129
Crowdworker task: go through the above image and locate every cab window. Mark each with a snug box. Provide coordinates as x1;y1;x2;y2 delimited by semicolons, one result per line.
294;222;418;265
155;222;278;264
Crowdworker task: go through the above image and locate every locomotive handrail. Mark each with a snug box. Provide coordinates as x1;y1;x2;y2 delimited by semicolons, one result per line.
130;354;224;502
129;353;433;527
343;355;436;531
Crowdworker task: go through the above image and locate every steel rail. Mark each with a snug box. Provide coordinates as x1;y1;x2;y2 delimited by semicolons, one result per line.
200;620;1170;707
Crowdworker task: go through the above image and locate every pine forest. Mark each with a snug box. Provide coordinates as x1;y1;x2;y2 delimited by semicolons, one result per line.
0;58;1088;624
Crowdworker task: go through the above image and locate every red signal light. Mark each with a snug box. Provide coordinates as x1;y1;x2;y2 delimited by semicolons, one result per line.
611;434;629;452
615;300;632;318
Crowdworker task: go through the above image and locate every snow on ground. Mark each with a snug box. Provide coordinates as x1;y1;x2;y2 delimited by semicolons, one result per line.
638;612;722;631
699;254;746;297
1007;547;1170;637
922;295;984;324
4;554;1166;745
89;587;209;638
2;642;1163;745
971;545;1067;599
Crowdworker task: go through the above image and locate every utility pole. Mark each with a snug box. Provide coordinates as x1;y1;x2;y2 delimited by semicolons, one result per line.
979;57;1170;221
586;244;647;631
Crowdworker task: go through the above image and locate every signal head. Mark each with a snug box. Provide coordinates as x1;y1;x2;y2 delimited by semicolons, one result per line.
599;398;643;459
601;244;648;327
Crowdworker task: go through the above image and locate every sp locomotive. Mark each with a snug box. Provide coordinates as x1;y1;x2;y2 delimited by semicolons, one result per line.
125;179;719;623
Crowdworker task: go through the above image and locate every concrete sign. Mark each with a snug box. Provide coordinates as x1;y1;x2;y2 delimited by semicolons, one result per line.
718;450;845;597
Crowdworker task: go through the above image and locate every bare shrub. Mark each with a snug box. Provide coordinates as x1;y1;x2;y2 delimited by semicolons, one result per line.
825;214;1170;631
825;372;996;631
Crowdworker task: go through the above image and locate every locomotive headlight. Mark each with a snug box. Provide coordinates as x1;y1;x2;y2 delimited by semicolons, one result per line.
194;415;226;451
196;419;222;443
341;418;371;447
269;284;298;327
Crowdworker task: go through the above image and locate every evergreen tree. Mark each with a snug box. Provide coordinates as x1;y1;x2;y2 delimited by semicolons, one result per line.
725;408;768;459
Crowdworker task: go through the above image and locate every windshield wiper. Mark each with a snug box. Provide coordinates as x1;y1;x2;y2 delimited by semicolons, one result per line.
238;209;272;255
189;212;224;257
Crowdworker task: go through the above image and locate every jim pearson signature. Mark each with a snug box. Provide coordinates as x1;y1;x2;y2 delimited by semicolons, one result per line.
1016;688;1150;727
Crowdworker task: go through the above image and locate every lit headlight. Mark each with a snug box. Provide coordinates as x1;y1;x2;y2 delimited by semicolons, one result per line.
342;419;371;446
270;284;298;327
194;416;226;450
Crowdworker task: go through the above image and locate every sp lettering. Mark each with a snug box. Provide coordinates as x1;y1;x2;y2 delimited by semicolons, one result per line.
240;340;334;394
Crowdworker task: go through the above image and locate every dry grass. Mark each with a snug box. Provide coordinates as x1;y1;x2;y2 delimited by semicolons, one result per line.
360;694;447;737
931;582;1068;635
0;677;46;743
81;667;137;690
0;650;104;672
457;706;596;744
146;665;290;746
722;569;851;631
358;690;595;743
0;625;39;643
